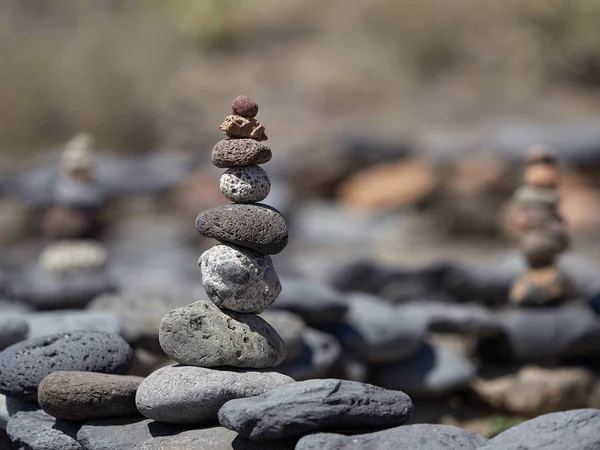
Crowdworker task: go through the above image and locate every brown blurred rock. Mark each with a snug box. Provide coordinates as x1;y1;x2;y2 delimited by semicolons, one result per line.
173;168;227;221
560;172;600;233
232;95;258;118
336;160;437;210
525;164;559;189
42;205;104;240
219;115;267;141
472;366;596;417
509;266;574;307
520;229;568;268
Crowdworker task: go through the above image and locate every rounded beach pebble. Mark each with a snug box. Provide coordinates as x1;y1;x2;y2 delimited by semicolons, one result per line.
38;372;143;421
212;139;272;168
220;165;271;203
0;331;133;401
200;244;281;313
136;365;293;424
196;203;288;255
159;301;286;368
232;95;259;118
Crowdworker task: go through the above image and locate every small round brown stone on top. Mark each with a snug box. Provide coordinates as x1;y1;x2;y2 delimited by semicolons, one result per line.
232;95;259;118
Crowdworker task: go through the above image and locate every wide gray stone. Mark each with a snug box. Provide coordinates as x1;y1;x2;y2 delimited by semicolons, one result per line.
479;408;600;450
7;410;83;450
0;315;28;349
0;331;133;401
201;244;281;313
24;310;123;339
296;424;488;450
218;379;413;439
195;204;288;255
260;310;305;364
159;301;286;369
136;365;294;425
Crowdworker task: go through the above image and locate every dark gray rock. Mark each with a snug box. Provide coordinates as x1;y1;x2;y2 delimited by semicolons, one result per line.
195;204;288;255
479;408;600;450
477;308;600;363
275;328;341;381
0;331;134;400
76;416;187;450
0;428;14;450
260;310;306;364
7;410;83;450
212;139;272;168
329;354;369;383
371;344;476;398
218;379;413;440
38;372;143;421
24;310;123;339
0;315;28;349
271;277;348;325
322;293;426;364
296;424;488;450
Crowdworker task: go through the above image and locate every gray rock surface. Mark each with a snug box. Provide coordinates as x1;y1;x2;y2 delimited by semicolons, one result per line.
136;365;294;425
372;344;476;398
7;410;83;450
53;176;105;209
479;408;600;450
0;331;133;400
0;315;28;349
322;293;426;364
212;139;272;168
0;428;14;450
159;301;286;368
195;204;288;255
218;379;413;439
24;310;123;339
201;244;281;313
38;372;143;421
220;165;271;203
260;310;305;364
0;394;8;429
296;424;488;450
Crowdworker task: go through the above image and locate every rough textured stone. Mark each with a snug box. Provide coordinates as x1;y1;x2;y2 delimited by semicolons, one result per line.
371;344;476;399
195;204;288;255
232;95;259;118
7;410;83;450
136;365;293;425
0;315;28;349
260;310;305;364
0;331;133;401
220;165;271;203
159;301;286;368
296;424;488;450
218;379;413;439
322;293;426;364
24;310;123;339
38;372;143;421
76;417;187;450
479;409;600;450
271;277;348;325
219;115;267;141
200;244;281;314
275;328;341;381
477;307;600;363
212;139;272;168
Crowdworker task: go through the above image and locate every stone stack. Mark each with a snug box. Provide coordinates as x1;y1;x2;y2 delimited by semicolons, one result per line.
134;95;293;426
509;144;573;307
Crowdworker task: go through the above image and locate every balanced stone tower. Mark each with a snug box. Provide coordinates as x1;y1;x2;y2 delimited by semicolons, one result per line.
509;144;573;307
135;96;293;425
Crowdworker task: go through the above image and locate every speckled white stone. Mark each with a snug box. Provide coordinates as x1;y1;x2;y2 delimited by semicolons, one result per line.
39;240;107;274
219;165;270;203
200;244;281;314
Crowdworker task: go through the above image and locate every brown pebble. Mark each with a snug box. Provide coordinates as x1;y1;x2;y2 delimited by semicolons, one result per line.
219;115;267;141
520;229;568;267
232;95;259;118
510;266;573;306
526;164;560;188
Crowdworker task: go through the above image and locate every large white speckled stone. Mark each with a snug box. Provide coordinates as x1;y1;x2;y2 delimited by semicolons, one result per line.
200;244;281;314
220;165;270;203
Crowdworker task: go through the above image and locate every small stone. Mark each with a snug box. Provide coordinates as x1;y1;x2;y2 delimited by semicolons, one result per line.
515;186;559;208
218;379;413;440
136;365;293;424
7;410;83;450
479;409;600;450
296;424;489;450
201;244;281;314
260;311;306;364
220;115;267;141
38;372;143;421
510;266;574;307
232;95;259;118
220;165;271;203
526;164;560;188
519;229;568;267
159;301;286;368
0;315;28;349
212;139;272;168
195;204;288;255
0;331;133;401
24;310;123;339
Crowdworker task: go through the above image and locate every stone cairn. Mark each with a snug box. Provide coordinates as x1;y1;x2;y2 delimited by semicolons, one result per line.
509;144;573;307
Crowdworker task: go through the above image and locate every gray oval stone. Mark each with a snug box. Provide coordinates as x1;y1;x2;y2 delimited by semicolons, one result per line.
218;379;413;439
212;139;272;168
136;364;294;424
0;331;134;401
159;301;286;368
195;204;288;255
201;244;281;313
220;165;271;203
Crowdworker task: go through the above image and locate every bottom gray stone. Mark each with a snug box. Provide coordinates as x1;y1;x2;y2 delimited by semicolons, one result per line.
7;410;83;450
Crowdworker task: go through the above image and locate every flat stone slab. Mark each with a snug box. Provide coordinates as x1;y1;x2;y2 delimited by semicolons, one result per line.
0;331;133;401
7;410;83;450
38;371;143;421
159;301;286;369
218;379;413;439
136;364;294;425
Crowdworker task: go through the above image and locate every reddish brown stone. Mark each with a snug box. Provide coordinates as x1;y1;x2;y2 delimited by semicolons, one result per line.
219;115;267;141
232;95;259;118
43;205;104;240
